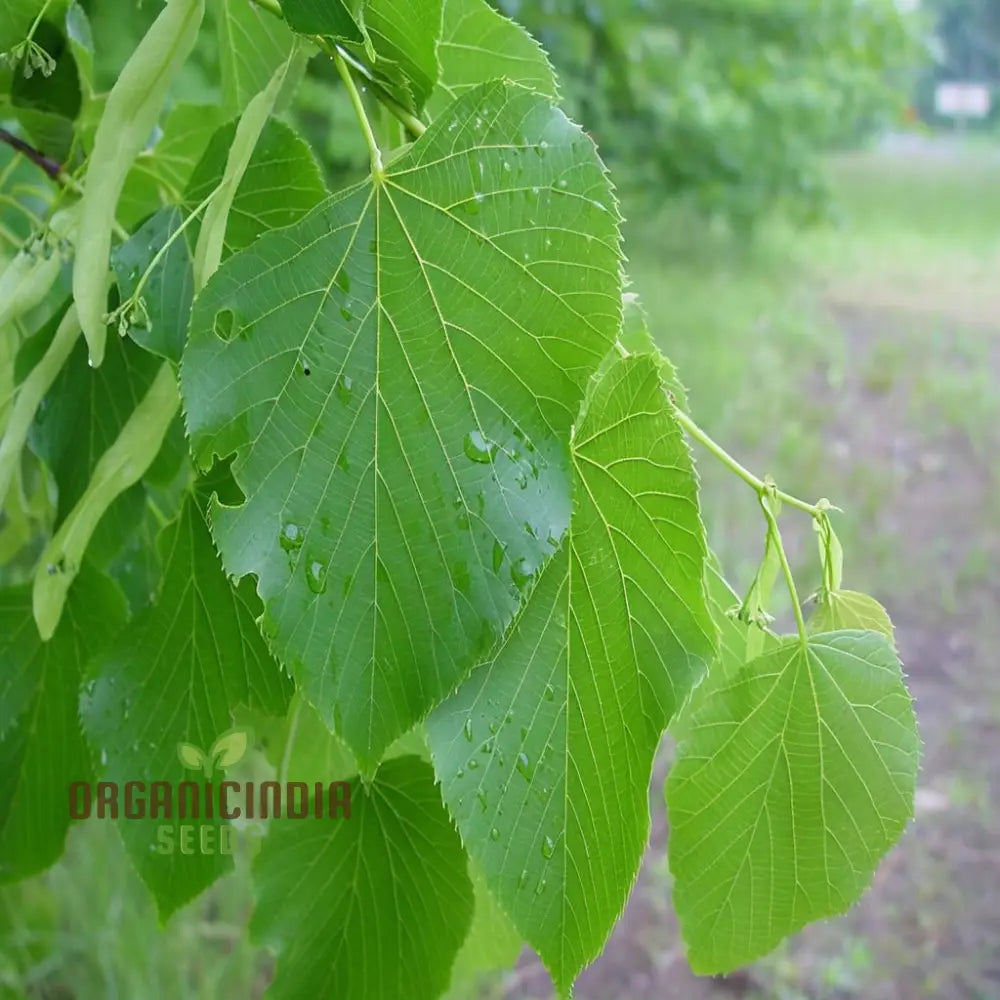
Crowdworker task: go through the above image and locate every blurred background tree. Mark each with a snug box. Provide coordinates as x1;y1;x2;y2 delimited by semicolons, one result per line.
497;0;925;229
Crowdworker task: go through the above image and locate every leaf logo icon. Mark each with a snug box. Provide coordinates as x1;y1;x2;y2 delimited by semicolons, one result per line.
176;728;251;777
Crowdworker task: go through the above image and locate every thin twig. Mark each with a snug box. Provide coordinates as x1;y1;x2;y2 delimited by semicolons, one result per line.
0;128;62;182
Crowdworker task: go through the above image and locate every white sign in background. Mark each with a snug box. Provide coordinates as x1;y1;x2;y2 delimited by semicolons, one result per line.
935;82;993;119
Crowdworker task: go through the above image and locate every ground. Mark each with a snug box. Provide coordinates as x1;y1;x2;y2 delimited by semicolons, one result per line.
2;142;998;1000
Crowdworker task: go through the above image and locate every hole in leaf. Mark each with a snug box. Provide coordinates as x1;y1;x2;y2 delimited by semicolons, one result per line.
213;308;236;341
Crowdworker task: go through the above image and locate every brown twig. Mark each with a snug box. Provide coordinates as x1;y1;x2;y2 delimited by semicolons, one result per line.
0;127;62;182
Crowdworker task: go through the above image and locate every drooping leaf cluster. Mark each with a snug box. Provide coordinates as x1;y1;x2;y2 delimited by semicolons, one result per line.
0;1;919;996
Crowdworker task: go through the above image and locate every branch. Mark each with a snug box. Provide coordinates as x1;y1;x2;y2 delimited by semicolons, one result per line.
670;404;836;518
0;127;63;183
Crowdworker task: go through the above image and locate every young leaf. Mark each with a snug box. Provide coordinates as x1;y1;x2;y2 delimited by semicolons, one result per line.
0;566;126;883
428;0;558;117
182;80;623;770
670;554;778;743
362;0;443;113
666;630;920;973
809;589;895;641
80;494;293;917
251;755;474;1000
176;742;207;770
426;355;716;994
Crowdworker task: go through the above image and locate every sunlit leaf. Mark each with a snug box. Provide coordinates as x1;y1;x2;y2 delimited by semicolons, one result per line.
809;588;895;641
666;630;920;973
427;354;715;992
429;0;557;117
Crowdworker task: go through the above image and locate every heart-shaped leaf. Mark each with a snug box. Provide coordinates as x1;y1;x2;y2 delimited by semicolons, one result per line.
182;81;623;770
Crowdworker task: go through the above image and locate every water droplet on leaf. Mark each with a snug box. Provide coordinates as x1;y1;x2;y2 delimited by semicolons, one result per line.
464;430;496;464
306;560;328;594
280;523;304;552
510;557;534;591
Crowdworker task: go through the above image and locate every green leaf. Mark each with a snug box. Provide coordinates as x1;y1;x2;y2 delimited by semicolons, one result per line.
619;290;689;411
24;329;182;612
362;0;442;112
670;554;777;743
448;865;523;991
80;494;293;917
427;354;716;993
428;0;557;117
251;755;474;1000
279;0;363;42
182;80;623;770
216;0;296;116
64;3;94;98
666;630;920;974
28;331;159;523
111;206;194;362
809;589;895;641
184;117;327;260
0;565;126;883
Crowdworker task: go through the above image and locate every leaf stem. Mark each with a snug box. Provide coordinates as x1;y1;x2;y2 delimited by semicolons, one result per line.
334;52;383;176
671;405;831;518
109;190;215;328
332;44;427;137
759;493;808;644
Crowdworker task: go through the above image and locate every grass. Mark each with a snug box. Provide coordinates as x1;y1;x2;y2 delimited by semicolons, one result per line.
3;141;999;1000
